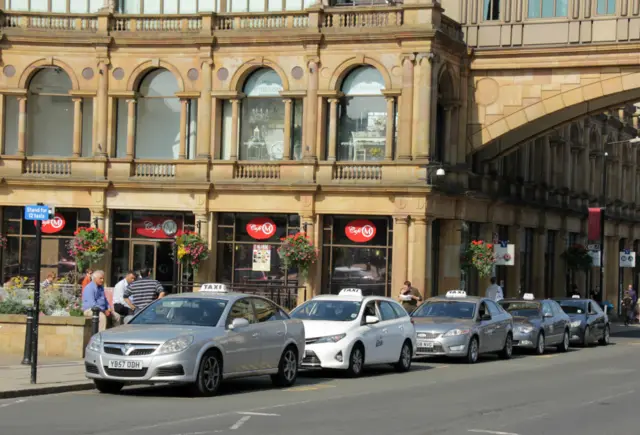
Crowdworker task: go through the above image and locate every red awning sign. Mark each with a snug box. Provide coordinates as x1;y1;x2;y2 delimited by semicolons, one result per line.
246;217;276;240
345;219;377;243
36;213;66;234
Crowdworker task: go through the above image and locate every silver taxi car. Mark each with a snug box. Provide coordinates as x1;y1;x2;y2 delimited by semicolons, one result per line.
84;284;305;396
411;290;514;364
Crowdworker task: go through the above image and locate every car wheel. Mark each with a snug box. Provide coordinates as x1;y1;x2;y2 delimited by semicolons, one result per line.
190;350;222;397
347;343;365;377
557;329;570;352
94;380;124;394
394;340;412;372
599;325;610;346
535;332;545;355
499;333;513;360
271;346;298;387
466;337;479;364
582;326;591;347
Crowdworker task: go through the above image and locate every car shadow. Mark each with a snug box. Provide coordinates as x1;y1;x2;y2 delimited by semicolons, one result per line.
299;362;434;379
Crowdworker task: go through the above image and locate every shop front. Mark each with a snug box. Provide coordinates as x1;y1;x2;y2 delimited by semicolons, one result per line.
321;216;392;297
1;206;91;284
110;211;195;292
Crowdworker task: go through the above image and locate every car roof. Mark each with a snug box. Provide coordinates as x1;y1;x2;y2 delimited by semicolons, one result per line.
164;291;260;302
309;294;400;304
426;295;484;303
499;298;543;304
554;297;591;302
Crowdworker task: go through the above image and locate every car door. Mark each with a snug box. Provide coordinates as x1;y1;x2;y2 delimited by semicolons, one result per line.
549;301;567;344
486;300;507;348
390;300;414;342
249;297;286;370
477;301;497;352
220;298;261;374
588;300;605;339
377;300;404;362
540;301;557;344
360;300;383;364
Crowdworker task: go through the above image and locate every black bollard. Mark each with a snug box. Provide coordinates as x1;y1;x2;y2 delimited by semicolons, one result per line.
21;307;34;365
91;306;101;335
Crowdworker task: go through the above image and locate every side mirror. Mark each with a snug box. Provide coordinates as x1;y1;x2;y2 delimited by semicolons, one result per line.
543;312;553;318
229;318;250;330
480;314;491;321
365;315;379;325
123;315;133;325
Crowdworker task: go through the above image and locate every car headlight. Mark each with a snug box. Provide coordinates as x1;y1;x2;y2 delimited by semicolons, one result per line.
516;326;534;334
314;333;346;344
157;336;194;355
443;328;470;337
87;333;102;352
570;320;582;328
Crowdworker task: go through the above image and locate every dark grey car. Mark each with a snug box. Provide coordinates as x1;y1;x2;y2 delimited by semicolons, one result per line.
499;298;571;355
554;298;611;347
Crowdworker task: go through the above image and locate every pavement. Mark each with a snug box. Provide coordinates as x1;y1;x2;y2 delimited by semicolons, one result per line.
1;324;640;435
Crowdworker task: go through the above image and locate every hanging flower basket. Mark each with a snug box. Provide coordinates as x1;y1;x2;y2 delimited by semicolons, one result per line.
462;240;497;278
277;232;318;280
0;233;7;250
561;244;593;272
67;227;108;272
174;230;210;274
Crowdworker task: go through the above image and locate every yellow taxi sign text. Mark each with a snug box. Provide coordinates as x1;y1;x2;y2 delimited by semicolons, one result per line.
200;283;228;293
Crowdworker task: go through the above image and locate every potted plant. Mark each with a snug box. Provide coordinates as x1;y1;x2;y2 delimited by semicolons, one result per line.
0;233;7;250
67;227;108;272
561;244;593;272
462;240;497;278
174;230;210;274
277;232;318;280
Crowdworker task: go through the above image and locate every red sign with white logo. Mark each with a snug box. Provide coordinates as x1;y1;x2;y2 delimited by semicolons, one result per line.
345;219;377;243
246;217;276;240
35;213;66;234
134;217;182;239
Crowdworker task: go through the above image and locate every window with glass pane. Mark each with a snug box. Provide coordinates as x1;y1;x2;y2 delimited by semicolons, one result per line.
3;96;19;156
240;69;286;161
597;0;615;14
484;0;500;20
82;98;94;157
338;66;388;162
8;0;101;12
220;100;233;160
115;99;128;158
528;0;567;17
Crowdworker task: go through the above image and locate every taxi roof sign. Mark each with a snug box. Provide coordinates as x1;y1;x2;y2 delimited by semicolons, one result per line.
200;283;228;293
522;293;535;300
445;290;467;299
339;288;363;296
572;294;580;299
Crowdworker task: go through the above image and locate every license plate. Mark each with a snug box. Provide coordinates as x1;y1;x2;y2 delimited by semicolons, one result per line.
418;341;434;349
108;360;142;370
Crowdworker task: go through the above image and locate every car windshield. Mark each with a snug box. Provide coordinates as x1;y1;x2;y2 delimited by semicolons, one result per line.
131;298;228;327
290;300;362;321
499;301;541;318
412;301;476;319
556;300;587;315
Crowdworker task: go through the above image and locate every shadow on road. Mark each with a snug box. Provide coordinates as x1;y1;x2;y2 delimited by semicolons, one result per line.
611;325;640;339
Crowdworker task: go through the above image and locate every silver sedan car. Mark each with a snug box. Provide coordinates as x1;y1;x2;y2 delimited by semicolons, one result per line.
84;288;305;396
411;291;514;363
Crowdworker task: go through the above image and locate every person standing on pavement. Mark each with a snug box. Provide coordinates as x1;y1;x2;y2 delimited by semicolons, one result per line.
399;281;422;313
82;270;120;331
124;267;165;313
113;271;136;318
625;284;637;324
485;277;504;301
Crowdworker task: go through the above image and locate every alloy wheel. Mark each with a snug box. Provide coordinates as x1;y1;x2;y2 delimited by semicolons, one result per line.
505;335;513;357
401;343;411;368
352;348;363;374
203;356;221;392
470;339;478;362
537;334;545;354
283;349;297;382
563;332;569;349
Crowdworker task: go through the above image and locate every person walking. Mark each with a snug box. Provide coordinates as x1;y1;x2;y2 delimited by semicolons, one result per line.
625;284;637;325
398;281;422;314
485;277;504;301
82;270;120;331
124;267;165;313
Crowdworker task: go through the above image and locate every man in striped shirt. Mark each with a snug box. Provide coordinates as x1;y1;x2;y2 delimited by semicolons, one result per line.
124;267;165;313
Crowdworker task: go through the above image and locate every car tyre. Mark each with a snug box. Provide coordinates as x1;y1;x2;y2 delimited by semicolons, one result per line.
499;333;513;360
394;340;413;372
599;325;610;346
271;346;298;387
94;380;124;394
466;336;479;364
535;332;545;355
190;350;222;397
557;329;570;352
347;343;365;377
582;326;591;347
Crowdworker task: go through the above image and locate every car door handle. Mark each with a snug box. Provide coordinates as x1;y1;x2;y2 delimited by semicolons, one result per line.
252;332;260;338
382;328;388;334
276;331;284;336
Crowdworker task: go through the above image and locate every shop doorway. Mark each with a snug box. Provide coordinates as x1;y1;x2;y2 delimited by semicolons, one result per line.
130;241;175;288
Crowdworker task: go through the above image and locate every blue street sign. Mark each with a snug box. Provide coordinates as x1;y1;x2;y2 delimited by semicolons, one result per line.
499;240;509;248
624;249;631;255
24;205;50;221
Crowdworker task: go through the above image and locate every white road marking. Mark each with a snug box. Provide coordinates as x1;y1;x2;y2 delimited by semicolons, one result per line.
237;411;280;416
170;431;222;435
0;399;27;409
230;415;251;430
468;430;521;435
581;389;635;406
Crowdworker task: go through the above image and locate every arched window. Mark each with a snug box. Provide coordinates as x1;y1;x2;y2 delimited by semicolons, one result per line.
240;68;287;161
27;68;73;157
337;66;387;162
136;69;187;160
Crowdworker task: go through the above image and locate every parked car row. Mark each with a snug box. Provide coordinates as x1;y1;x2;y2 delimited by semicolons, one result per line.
83;284;609;397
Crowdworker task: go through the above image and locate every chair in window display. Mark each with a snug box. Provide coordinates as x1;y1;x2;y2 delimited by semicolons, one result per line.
245;126;269;160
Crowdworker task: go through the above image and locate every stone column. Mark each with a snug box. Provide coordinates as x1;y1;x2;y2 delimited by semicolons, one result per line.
554;230;568;297
424;217;434;297
197;60;213;159
542;136;551;186
506;225;522;298
126;99;136;158
283;98;293;160
299;214;317;303
397;55;414;161
443;106;453;163
410;217;428;299
304;58;319;161
384;96;395;160
392;216;409;295
96;61;108;157
327;98;338;161
531;228;547;299
589;154;597;197
179;98;188;159
478;223;497;292
604;235;620;311
72;98;83;157
194;213;213;284
230;99;240;160
438;219;462;294
563;140;572;189
17;96;26;156
414;53;433;160
0;94;5;155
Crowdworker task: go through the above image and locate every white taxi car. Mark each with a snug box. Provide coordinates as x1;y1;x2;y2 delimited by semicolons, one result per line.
289;288;416;377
